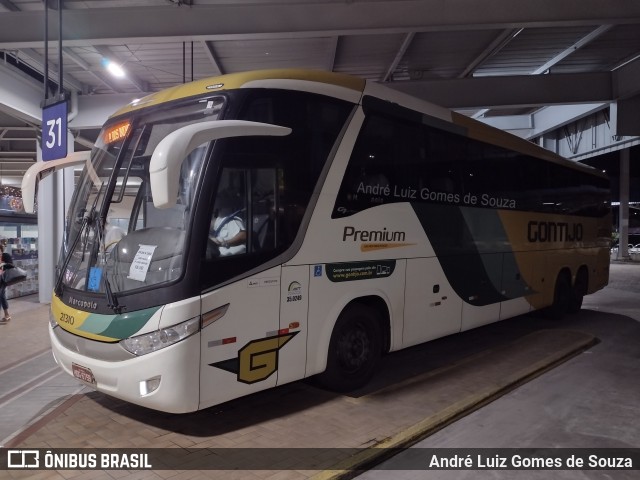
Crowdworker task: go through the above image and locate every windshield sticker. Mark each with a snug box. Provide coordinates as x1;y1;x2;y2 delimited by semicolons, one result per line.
326;260;396;283
87;267;103;292
128;244;157;282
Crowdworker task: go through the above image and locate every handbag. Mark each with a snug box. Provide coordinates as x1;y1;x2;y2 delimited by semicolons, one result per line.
2;265;27;285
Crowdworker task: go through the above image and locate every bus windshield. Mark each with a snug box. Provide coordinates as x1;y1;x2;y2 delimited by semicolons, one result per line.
59;96;226;297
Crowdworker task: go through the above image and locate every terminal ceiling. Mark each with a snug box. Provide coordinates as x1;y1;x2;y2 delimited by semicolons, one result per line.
0;0;639;189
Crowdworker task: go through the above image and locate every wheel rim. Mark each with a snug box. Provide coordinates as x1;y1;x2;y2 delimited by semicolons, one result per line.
336;323;371;373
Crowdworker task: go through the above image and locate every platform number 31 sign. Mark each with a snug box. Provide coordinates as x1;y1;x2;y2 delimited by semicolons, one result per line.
42;100;68;161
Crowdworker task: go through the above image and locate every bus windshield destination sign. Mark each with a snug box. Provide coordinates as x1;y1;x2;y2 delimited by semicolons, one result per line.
103;121;131;144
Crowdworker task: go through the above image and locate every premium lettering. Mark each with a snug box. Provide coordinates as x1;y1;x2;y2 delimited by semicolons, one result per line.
527;221;583;242
343;226;406;242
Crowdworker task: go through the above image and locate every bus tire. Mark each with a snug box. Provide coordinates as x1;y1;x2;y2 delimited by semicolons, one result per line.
568;268;588;314
317;304;382;392
547;272;572;320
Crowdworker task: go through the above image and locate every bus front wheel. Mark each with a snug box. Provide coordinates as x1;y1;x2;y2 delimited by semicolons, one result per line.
317;304;382;392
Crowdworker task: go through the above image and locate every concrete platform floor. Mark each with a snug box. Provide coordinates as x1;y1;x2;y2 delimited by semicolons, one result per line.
357;262;640;480
0;263;638;479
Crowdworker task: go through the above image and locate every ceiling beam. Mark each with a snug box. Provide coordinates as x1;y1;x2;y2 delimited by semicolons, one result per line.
16;48;84;93
63;46;129;94
62;46;90;70
531;24;613;74
201;40;223;76
613;54;640;99
459;28;522;78
2;1;640;49
0;62;43;124
325;36;339;72
478;103;608;138
0;0;19;12
473;24;612;118
387;72;614;109
70;93;147;129
381;32;415;82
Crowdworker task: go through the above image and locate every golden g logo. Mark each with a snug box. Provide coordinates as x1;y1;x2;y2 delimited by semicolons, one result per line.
210;332;298;384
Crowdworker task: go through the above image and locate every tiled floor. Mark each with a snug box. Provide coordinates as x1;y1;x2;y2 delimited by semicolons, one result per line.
0;293;597;479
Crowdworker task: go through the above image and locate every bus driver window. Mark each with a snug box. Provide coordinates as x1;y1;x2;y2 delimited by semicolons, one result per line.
209;170;248;256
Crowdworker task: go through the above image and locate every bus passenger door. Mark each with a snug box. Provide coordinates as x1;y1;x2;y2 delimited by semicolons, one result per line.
403;258;462;348
277;265;309;385
199;267;282;409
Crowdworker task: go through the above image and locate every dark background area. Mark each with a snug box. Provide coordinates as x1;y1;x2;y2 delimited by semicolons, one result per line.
582;144;640;202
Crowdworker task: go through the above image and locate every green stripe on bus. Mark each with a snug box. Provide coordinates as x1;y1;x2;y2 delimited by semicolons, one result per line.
84;306;161;340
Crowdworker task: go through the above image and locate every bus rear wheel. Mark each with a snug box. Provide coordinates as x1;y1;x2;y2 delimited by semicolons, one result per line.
317;304;381;392
568;268;588;314
547;272;572;320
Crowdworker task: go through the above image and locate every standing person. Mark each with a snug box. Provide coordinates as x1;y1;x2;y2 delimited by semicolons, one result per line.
0;245;11;322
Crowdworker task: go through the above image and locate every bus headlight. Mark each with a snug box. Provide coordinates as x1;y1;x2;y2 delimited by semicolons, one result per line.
120;317;200;356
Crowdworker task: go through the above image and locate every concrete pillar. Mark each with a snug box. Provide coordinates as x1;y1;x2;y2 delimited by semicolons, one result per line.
37;131;75;303
619;148;630;259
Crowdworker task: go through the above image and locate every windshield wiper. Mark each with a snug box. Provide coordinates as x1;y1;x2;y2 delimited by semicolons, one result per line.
103;268;123;314
54;213;88;297
55;191;125;313
55;182;104;297
94;214;124;314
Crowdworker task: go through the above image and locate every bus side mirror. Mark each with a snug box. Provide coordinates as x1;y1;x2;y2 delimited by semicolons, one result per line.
21;151;92;214
149;120;291;209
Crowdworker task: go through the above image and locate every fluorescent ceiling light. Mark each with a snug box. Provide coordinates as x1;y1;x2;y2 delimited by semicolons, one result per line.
102;57;126;78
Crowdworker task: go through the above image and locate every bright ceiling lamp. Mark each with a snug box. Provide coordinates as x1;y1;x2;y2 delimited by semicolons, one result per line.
101;57;126;78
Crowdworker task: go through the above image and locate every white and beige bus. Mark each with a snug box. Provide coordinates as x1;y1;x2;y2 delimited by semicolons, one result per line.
23;69;611;413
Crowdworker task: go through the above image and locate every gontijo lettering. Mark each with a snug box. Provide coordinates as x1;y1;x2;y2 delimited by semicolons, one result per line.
527;221;584;242
343;226;406;242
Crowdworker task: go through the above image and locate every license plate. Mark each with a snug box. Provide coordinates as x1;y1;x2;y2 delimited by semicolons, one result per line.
72;363;96;385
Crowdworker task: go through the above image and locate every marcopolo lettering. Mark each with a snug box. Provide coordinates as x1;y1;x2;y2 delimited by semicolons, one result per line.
343;226;406;242
67;296;98;310
527;221;583;243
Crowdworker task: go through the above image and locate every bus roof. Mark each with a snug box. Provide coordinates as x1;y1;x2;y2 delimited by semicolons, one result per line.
111;69;366;117
110;68;605;180
451;111;607;178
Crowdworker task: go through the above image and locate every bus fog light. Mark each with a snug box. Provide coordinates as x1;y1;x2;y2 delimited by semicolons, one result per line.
140;376;161;396
49;309;58;329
